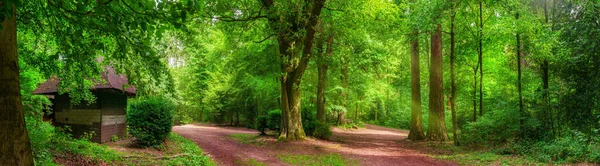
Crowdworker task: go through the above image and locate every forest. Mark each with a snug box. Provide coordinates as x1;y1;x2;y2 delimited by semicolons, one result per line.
1;0;600;165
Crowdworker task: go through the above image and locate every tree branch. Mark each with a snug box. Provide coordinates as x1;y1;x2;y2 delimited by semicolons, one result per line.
254;34;276;43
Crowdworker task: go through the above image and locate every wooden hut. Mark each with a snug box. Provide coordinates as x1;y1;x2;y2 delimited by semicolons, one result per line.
33;66;135;143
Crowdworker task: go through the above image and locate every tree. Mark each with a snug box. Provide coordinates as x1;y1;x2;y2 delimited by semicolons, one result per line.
407;0;425;141
408;29;425;141
0;3;34;165
261;0;327;140
317;34;334;123
449;0;459;145
426;23;448;141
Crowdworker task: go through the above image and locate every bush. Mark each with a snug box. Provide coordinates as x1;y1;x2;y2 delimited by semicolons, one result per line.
255;115;269;135
460;109;521;146
313;122;332;139
25;117;55;165
127;96;175;147
267;109;281;131
302;109;317;136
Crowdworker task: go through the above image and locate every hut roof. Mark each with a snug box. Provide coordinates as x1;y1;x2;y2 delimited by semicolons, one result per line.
33;66;136;95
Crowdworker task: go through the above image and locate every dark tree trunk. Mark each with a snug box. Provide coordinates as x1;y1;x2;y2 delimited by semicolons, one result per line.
0;4;35;165
478;0;484;116
408;29;425;141
317;35;333;123
426;24;449;141
516;12;524;136
473;67;477;122
450;8;459;145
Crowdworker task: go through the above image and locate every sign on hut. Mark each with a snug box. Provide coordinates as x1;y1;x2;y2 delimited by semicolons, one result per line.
33;66;135;143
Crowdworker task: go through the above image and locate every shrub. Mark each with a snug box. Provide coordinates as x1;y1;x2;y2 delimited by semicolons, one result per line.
460;109;520;146
302;109;317;136
267;109;281;131
25;117;55;165
127;96;175;147
255;115;269;135
313;122;332;139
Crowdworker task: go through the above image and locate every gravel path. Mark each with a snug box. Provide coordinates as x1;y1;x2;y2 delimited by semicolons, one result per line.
173;124;457;166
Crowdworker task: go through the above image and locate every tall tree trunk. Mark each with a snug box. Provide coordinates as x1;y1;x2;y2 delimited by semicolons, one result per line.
543;0;554;138
317;35;334;123
338;56;348;126
426;24;449;141
408;29;425;141
478;0;484;116
280;76;306;140
516;12;524;136
450;8;459;145
0;4;35;165
473;67;477;122
265;0;326;140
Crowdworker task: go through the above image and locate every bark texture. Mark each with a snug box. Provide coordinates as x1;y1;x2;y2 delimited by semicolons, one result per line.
450;9;459;145
516;12;524;136
0;5;35;166
426;24;448;141
316;35;333;123
264;0;326;140
408;30;425;141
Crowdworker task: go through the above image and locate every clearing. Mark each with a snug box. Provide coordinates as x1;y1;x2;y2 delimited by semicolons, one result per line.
173;124;457;166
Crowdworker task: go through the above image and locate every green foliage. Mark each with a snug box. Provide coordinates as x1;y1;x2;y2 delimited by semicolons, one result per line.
163;133;215;166
255;115;269;135
522;131;600;163
267;109;282;131
302;109;318;136
313;122;333;140
127;96;175;147
25;117;55;165
460;109;520;146
51;126;122;163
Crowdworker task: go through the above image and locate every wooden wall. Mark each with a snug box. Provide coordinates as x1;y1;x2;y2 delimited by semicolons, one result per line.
52;89;128;143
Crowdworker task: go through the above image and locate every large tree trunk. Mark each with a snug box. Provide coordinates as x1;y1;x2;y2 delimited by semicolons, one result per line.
280;76;306;140
407;0;426;141
408;30;425;141
426;24;448;141
450;8;459;145
317;35;334;123
0;4;35;165
265;0;326;140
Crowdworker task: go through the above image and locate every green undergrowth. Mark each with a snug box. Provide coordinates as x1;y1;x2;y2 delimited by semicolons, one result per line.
277;153;356;166
27;119;214;166
425;142;543;165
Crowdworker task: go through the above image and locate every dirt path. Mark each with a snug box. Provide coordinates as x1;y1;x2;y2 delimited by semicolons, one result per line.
173;124;457;166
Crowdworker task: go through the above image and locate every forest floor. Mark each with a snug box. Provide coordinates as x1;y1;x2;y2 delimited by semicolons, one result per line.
173;124;457;166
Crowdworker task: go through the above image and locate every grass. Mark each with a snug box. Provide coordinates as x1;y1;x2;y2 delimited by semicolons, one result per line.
230;133;266;146
277;153;356;166
419;142;544;166
50;132;214;166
